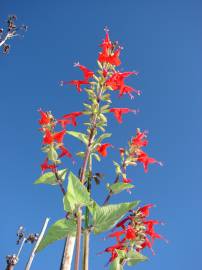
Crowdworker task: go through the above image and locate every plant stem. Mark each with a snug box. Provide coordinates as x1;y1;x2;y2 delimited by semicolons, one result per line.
74;83;103;270
25;217;50;270
103;175;119;205
82;230;90;270
60;237;76;270
54;169;76;270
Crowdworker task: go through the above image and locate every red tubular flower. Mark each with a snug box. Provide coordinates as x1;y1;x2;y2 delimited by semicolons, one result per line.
97;143;112;157
68;80;90;92
110;108;136;123
57;118;72;129
125;225;136;240
63;111;83;126
40;158;56;173
74;62;94;81
43;129;54;144
99;29;113;54
137;237;155;255
38;109;50;125
119;85;141;99
59;145;72;158
107;48;121;66
137;150;160;173
116;216;133;230
138;204;154;217
53;130;66;143
123;178;133;183
132;130;148;147
106;71;137;90
107;231;125;242
119;147;125;156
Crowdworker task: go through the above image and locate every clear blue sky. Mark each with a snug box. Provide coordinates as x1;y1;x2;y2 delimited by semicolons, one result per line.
1;0;202;269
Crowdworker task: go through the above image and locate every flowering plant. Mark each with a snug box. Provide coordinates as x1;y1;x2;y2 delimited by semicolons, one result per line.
35;28;166;270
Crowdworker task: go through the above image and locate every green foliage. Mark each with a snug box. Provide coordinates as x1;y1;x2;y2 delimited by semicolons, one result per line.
36;218;76;252
34;169;67;185
90;200;140;234
47;146;58;162
108;182;134;194
109;258;123;270
66;131;88;145
63;171;90;212
126;250;148;266
113;161;122;175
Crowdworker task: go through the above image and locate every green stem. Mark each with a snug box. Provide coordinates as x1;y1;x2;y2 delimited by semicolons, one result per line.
74;80;104;270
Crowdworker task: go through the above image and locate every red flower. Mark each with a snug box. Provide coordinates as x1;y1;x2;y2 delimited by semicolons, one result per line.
59;145;72;158
53;130;66;143
57;119;72;129
132;130;148;147
68;80;90;92
43;129;54;144
138;204;154;217
123;178;133;183
63;111;83;126
107;231;125;242
137;150;160;173
40;158;56;173
99;29;113;54
106;71;137;90
38;109;50;125
125;225;136;240
110;108;136;123
119;148;125;156
107;48;121;66
97;143;112;157
116;216;133;230
74;62;94;81
137;237;155;255
119;85;141;99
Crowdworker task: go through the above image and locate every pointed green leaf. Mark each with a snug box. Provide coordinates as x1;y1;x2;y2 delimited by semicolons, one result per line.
93;133;112;146
47;146;58;162
109;258;123;270
113;161;122;175
127;250;148;266
36;218;76;252
66;131;88;145
108;182;134;194
34;169;67;185
92;200;140;234
63;171;90;212
91;153;101;162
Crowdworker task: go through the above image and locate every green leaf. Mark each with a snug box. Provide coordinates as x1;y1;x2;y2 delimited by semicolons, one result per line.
109;258;123;270
36;218;76;252
91;200;140;234
91;153;101;162
76;151;85;158
96;133;112;144
47;146;58;162
63;171;90;212
108;182;134;194
127;250;148;266
113;161;122;175
66;131;88;145
34;169;67;185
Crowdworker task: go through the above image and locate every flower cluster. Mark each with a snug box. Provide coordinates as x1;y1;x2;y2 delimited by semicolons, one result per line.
38;109;78;173
103;204;167;265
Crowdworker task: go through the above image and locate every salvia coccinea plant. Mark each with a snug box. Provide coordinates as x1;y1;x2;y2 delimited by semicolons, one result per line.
34;28;166;270
0;15;27;55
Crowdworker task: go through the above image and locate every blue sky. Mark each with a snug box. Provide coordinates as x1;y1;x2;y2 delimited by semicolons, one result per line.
1;0;202;269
